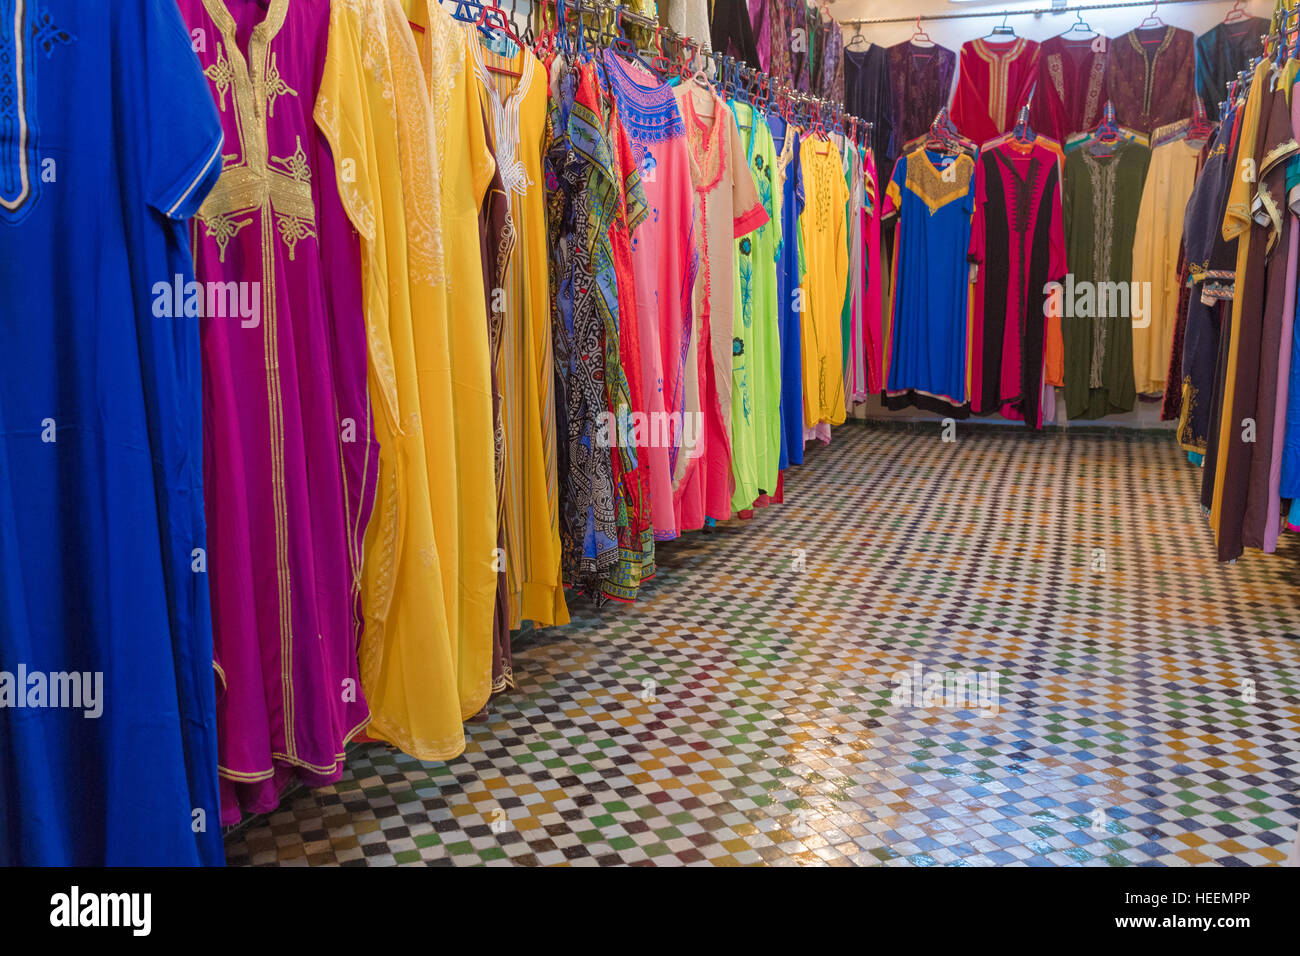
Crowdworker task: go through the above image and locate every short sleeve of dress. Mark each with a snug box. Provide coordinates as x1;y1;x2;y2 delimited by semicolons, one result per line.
883;154;905;219
143;0;223;219
731;113;769;237
466;36;497;205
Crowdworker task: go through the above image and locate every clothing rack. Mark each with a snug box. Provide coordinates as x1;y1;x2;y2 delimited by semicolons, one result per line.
846;0;1244;27
521;0;874;138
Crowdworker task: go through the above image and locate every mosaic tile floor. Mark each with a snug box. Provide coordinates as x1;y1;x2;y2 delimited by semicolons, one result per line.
225;424;1300;867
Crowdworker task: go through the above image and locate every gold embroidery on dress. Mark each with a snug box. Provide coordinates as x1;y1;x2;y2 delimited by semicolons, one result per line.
264;51;297;117
1129;27;1174;116
275;212;315;261
1047;54;1065;101
203;211;253;263
974;38;1025;134
1082;148;1119;387
197;0;304;759
904;149;973;214
1084;53;1106;130
205;40;234;112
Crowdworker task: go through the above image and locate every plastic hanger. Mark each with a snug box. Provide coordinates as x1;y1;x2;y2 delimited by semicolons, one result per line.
1057;10;1096;40
608;7;654;72
910;17;934;49
1136;1;1166;31
982;14;1017;42
1012;105;1033;144
1222;0;1250;24
1187;98;1215;143
476;0;523;74
648;24;673;77
452;0;483;24
846;24;869;51
1086;101;1122;156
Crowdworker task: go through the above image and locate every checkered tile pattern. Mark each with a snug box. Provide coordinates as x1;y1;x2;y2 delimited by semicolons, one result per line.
224;424;1300;866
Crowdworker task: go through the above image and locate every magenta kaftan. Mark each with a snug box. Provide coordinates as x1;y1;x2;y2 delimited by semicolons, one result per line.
178;0;376;824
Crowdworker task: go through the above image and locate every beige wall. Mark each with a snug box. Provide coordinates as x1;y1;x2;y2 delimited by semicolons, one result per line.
826;0;1273;50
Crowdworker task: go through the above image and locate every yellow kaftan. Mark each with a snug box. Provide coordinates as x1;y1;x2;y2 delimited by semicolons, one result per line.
406;0;499;719
316;0;463;760
1130;135;1200;395
465;32;569;629
799;136;849;427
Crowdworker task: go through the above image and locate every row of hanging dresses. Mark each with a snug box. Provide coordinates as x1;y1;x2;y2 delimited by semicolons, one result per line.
945;24;1224;146
1182;48;1300;563
717;1;845;99
175;0;557;822
542;35;872;575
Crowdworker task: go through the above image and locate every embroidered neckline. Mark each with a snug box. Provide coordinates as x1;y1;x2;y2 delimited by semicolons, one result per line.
467;30;537;196
973;36;1027;64
1128;25;1174;116
604;50;685;144
680;85;726;193
905;148;973;214
204;0;289;66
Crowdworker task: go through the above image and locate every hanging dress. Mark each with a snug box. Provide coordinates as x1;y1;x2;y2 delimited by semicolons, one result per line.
883;148;976;405
1029;33;1108;145
179;0;375;822
950;37;1041;146
770;112;806;468
799;135;850;426
968;137;1066;428
1130;133;1201;396
1060;140;1150;420
317;0;467;762
887;41;957;155
594;62;656;604
841;137;868;406
674;82;768;529
467;32;569;625
844;44;895;180
1105;26;1196;136
1195;17;1268;123
1178;111;1239;454
728;101;782;511
0;0;225;865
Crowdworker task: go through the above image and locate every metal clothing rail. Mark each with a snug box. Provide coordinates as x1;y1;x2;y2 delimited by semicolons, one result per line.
845;0;1238;27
